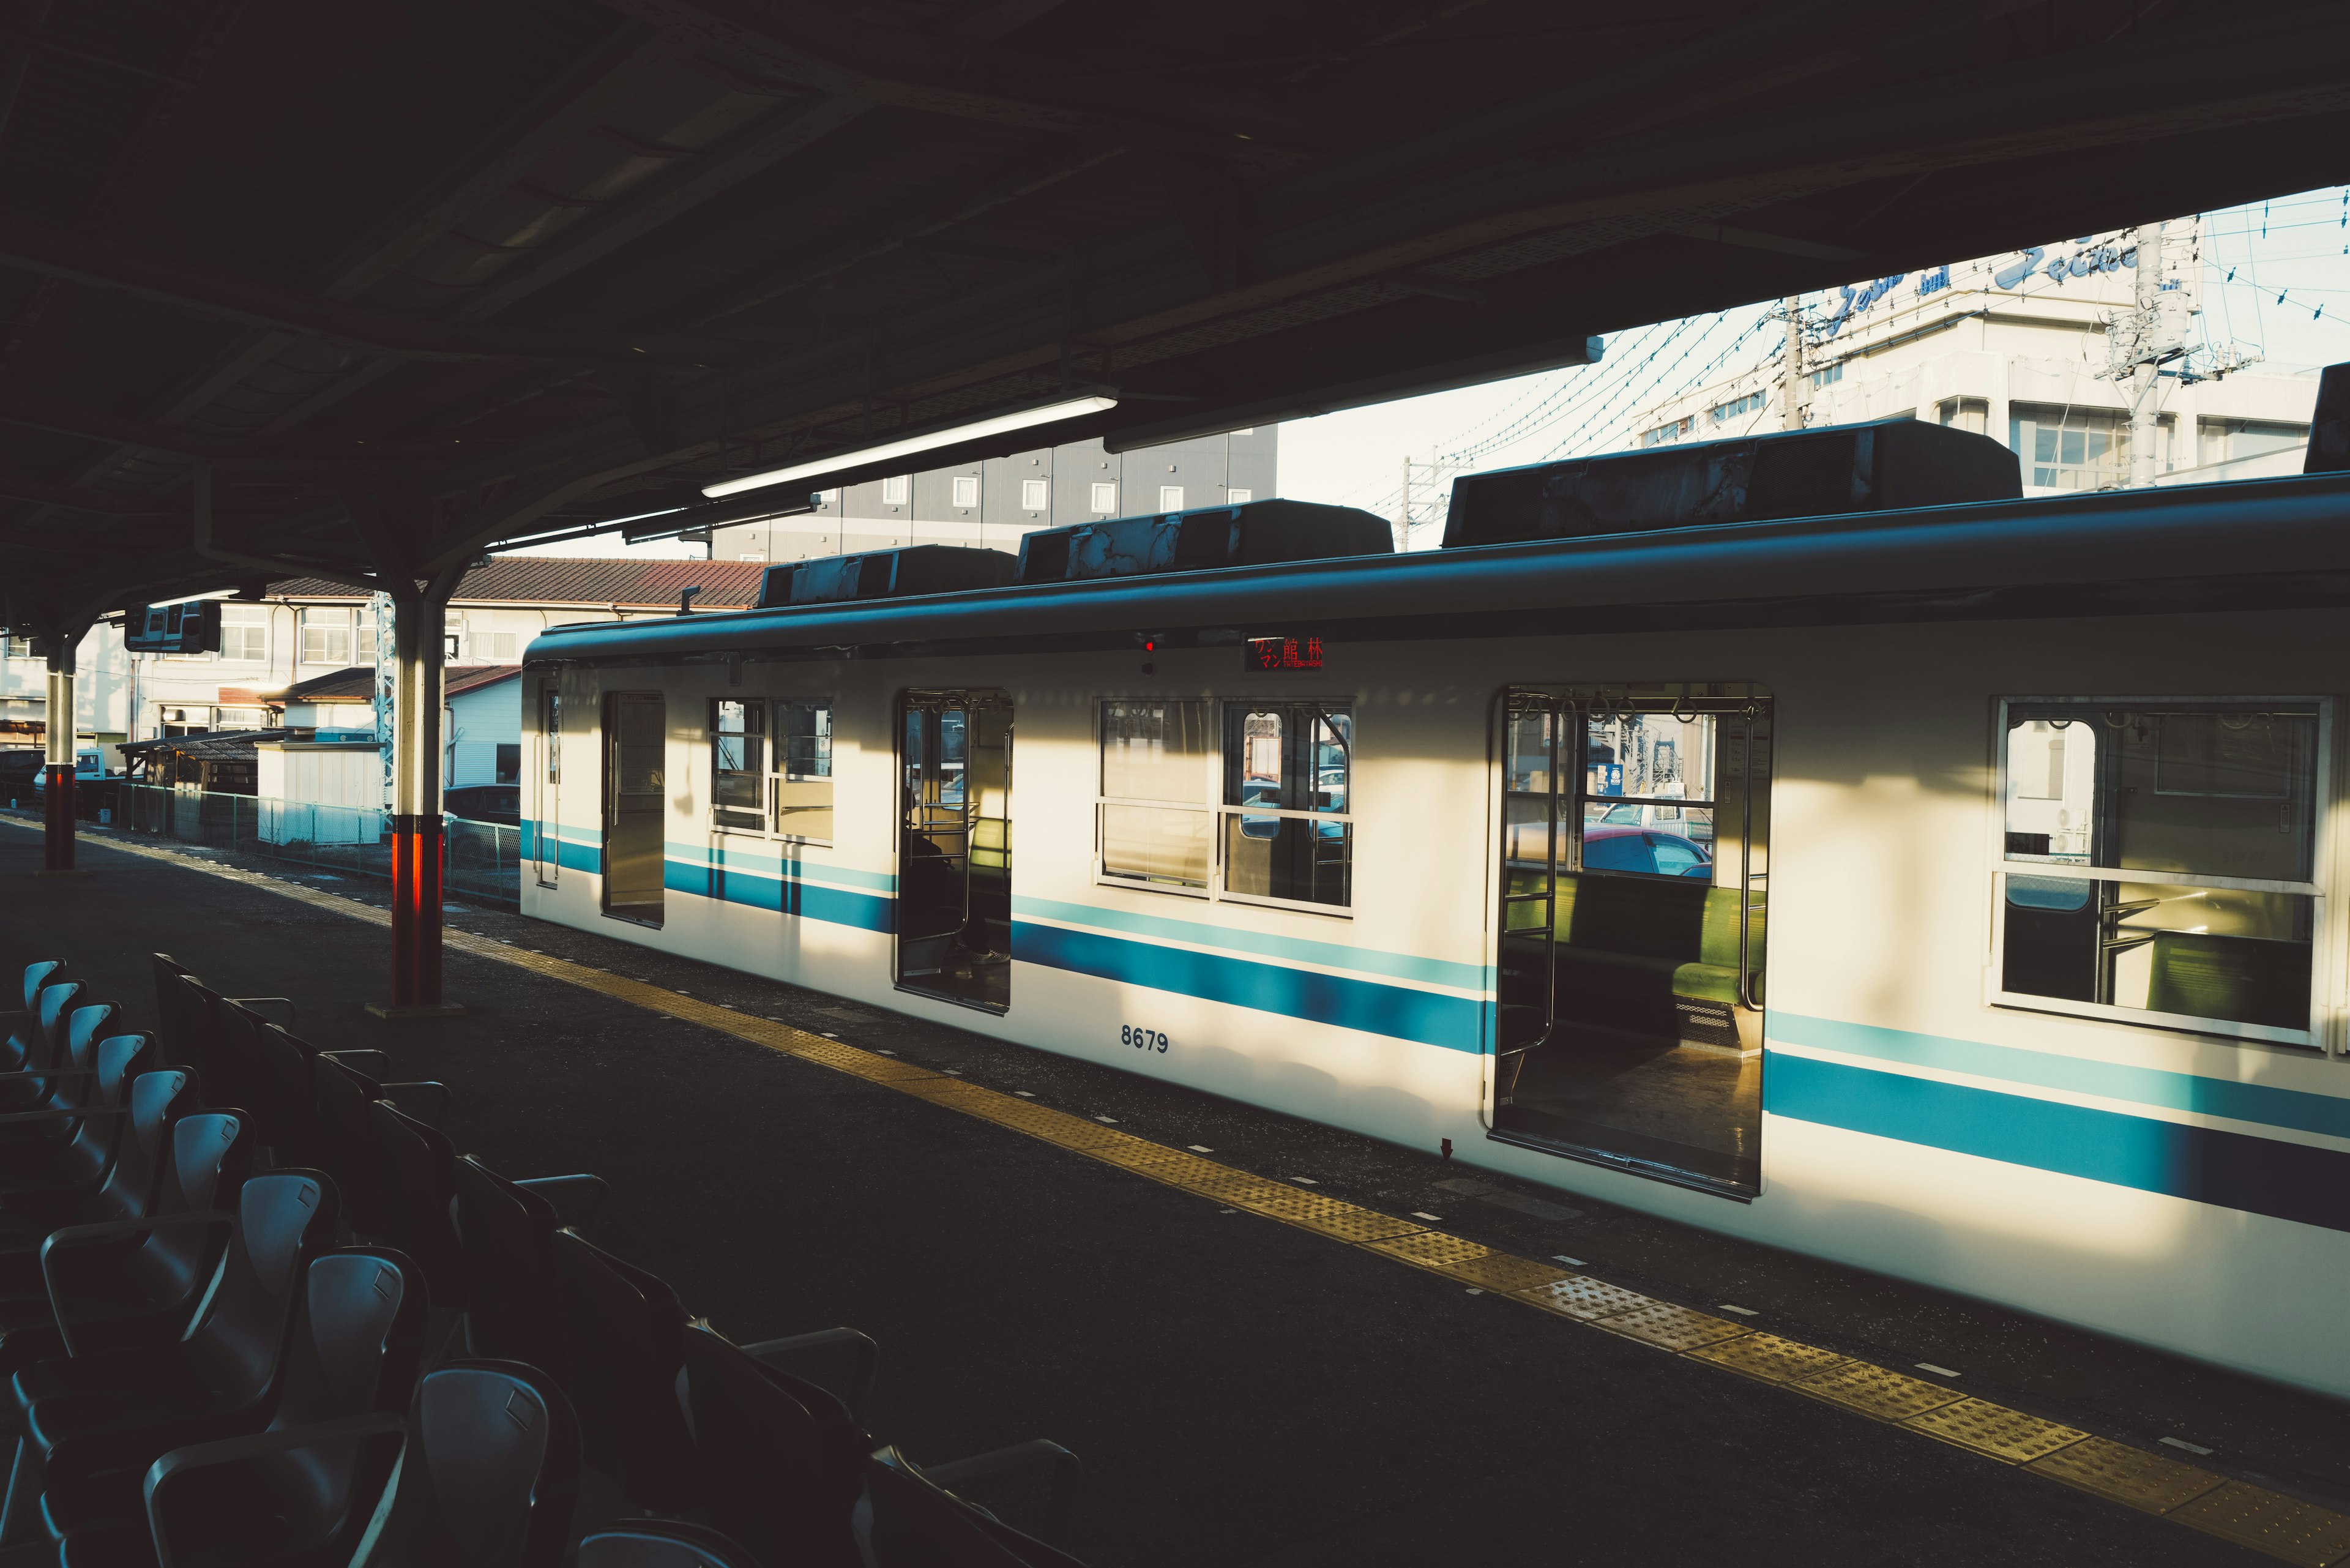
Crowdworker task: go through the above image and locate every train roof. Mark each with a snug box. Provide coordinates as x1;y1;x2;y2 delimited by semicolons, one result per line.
526;468;2350;667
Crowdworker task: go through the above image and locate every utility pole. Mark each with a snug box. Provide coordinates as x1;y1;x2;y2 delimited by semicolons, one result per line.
2109;220;2186;487
1397;456;1473;551
1779;296;1808;431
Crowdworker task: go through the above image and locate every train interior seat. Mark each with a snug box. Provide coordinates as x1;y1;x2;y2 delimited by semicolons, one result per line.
1547;875;1764;1052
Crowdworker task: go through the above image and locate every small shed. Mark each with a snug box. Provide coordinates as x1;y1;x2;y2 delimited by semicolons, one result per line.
254;736;382;845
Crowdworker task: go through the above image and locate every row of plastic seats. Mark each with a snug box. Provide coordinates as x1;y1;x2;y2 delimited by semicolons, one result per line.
91;952;1085;1568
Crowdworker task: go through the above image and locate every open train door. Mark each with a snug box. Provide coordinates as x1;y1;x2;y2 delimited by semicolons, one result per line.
1490;684;1770;1197
897;689;1012;1012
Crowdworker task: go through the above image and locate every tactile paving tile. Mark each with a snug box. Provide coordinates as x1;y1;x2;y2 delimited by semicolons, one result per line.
1512;1275;1652;1321
898;1078;1003;1108
1600;1301;1753;1352
1176;1168;1301;1204
1089;1143;1226;1182
2168;1481;2350;1567
2025;1436;2225;1515
980;1108;1129;1149
1225;1187;1426;1242
1684;1332;1854;1386
1792;1361;1966;1422
1359;1231;1490;1272
1899;1398;2089;1464
1442;1252;1575;1293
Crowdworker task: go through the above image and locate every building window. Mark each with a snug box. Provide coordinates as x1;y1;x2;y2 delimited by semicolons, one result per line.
1709;390;1766;424
494;742;520;784
739;552;767;562
1231;428;1254;436
477;631;518;662
1996;700;2324;1045
815;489;839;509
1099;700;1212;890
2198;418;2308;469
1810;362;1844;389
711;698;765;831
776;699;833;843
1938;397;1989;436
1639;416;1696;448
1228;488;1252;505
881;476;909;506
299;608;351;666
1021;479;1048;511
4;636;27;658
1222;702;1352;909
952;475;980;509
1159;485;1184;512
1090;482;1117;513
2010;404;2170;490
218;604;267;663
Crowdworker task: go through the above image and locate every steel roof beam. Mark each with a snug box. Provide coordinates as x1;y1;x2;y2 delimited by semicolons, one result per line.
0;217;752;364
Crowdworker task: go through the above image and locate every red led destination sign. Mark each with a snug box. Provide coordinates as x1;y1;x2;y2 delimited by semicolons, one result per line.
1244;635;1323;672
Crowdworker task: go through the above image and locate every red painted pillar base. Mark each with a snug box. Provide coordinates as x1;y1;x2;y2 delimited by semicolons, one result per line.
368;813;463;1017
40;768;73;873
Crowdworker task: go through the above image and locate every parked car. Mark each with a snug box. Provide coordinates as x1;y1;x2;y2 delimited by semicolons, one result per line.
1581;823;1712;878
444;783;520;826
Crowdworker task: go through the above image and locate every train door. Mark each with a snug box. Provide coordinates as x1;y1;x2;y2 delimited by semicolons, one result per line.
1491;685;1770;1197
897;689;1012;1011
534;681;559;888
602;691;665;925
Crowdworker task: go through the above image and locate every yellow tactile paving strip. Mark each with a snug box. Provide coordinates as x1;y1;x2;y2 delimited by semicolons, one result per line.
29;821;2350;1565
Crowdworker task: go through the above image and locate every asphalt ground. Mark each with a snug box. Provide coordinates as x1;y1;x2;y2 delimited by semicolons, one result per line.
7;818;2343;1567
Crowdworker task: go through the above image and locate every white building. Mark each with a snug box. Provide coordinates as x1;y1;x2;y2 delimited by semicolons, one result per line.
709;429;1279;565
1629;219;2317;495
0;558;763;760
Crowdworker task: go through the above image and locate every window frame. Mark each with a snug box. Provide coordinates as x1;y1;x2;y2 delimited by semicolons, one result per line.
299;607;352;666
217;603;269;663
1986;693;2336;1051
709;697;766;833
1090;696;1356;916
1089;482;1117;514
774;698;834;846
704;695;835;846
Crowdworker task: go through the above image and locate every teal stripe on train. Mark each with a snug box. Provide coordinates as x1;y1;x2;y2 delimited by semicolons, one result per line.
1012;920;1483;1050
1767;1051;2350;1234
1011;895;1488;991
1770;1012;2350;1141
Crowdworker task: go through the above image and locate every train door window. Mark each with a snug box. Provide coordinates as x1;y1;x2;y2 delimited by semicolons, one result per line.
1996;701;2325;1044
1099;700;1211;890
897;690;1012;1012
1490;686;1770;1198
711;700;765;832
602;692;665;925
534;683;559;889
775;700;834;843
1219;703;1351;910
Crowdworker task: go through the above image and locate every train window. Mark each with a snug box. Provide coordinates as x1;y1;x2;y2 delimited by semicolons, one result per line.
1220;703;1352;909
1997;701;2325;1043
1578;710;1716;879
711;700;764;832
775;700;834;843
1099;700;1212;890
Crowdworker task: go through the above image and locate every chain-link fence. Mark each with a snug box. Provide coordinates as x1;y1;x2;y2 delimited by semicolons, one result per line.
86;784;521;908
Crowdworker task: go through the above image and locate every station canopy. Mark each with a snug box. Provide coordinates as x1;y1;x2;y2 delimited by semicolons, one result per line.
2;0;2346;624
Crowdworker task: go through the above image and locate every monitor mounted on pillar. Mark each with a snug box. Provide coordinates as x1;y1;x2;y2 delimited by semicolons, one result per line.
125;601;222;655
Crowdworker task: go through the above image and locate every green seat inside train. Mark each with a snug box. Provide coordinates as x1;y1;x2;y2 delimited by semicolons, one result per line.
1548;873;1764;1029
2143;930;2309;1032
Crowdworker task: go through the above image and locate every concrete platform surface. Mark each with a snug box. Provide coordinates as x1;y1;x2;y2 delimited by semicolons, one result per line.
7;819;2341;1567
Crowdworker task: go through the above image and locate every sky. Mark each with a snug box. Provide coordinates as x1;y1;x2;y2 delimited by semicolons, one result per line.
515;185;2350;561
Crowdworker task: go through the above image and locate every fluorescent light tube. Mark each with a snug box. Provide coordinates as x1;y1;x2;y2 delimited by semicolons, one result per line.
701;395;1118;498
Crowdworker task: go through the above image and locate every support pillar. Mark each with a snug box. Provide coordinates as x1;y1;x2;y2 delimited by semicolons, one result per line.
36;641;82;876
371;587;461;1017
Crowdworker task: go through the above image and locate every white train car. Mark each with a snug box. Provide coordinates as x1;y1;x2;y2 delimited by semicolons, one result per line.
523;417;2350;1397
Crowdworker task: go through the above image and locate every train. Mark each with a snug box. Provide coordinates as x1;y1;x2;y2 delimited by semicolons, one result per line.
521;409;2350;1398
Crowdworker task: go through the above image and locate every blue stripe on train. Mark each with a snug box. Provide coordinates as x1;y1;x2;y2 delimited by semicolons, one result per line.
1766;1051;2350;1234
663;856;894;931
1012;920;1482;1051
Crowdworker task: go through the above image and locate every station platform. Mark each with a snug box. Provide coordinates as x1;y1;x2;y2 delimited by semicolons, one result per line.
7;816;2347;1567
